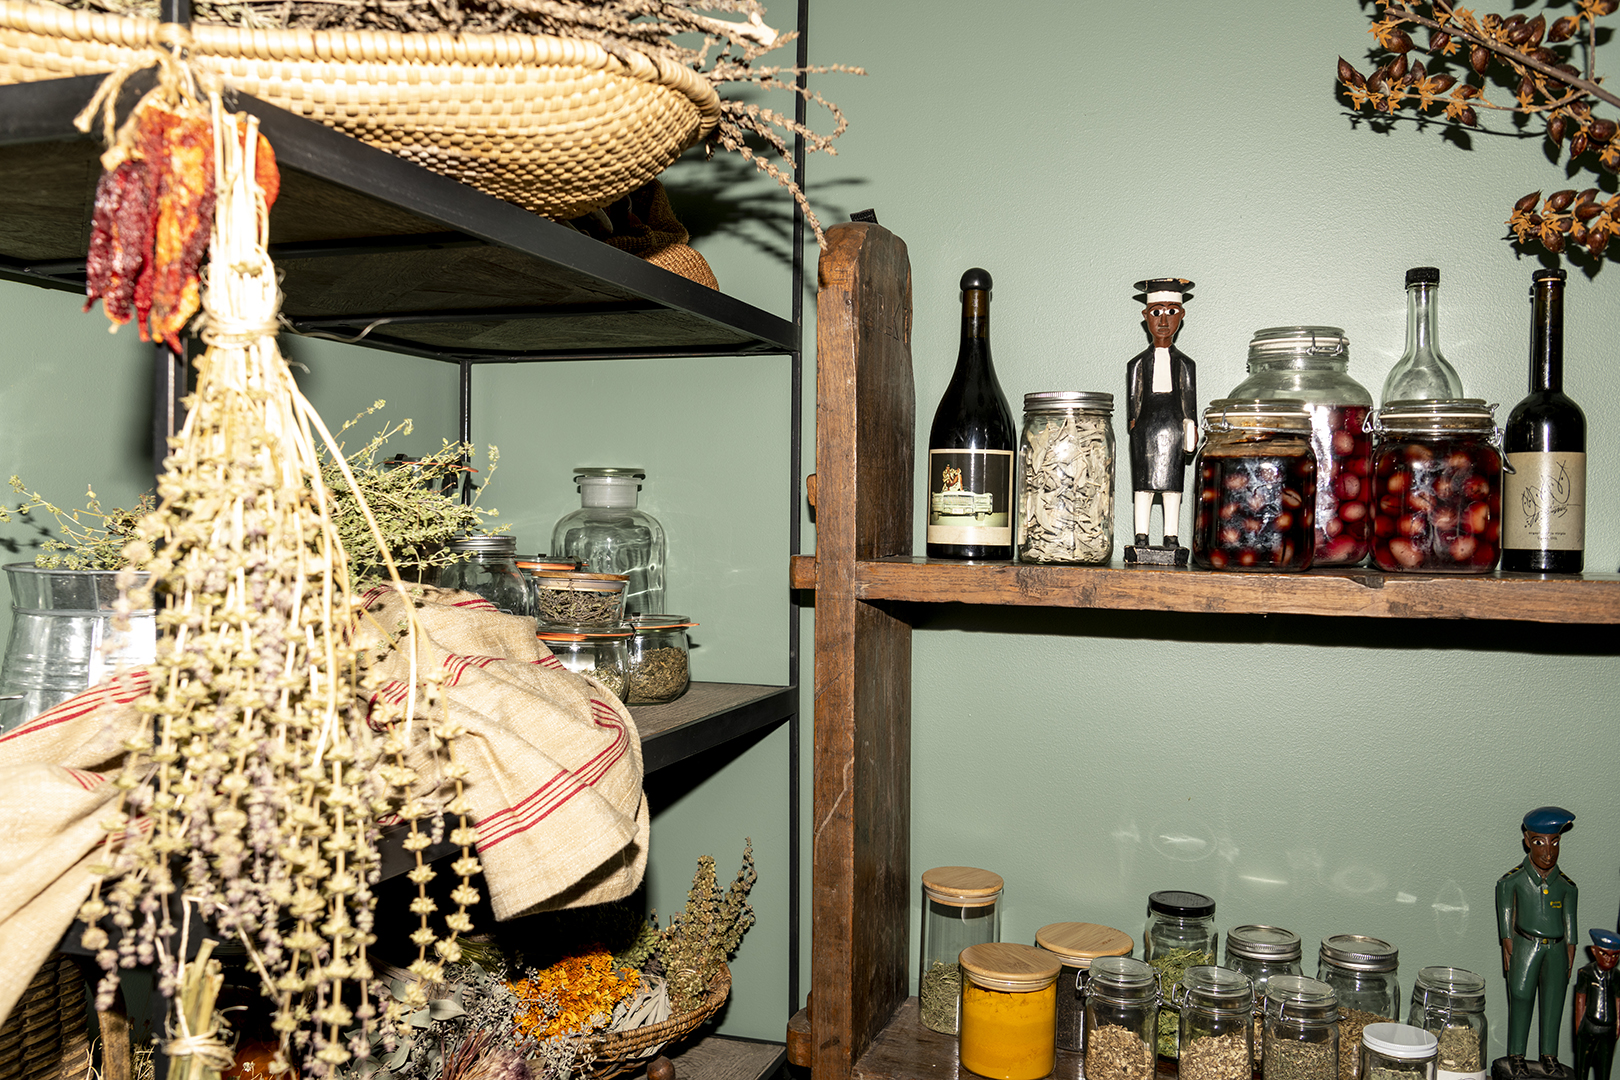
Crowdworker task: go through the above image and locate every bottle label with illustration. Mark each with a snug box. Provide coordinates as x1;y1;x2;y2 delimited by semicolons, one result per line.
926;449;1013;545
1503;450;1586;551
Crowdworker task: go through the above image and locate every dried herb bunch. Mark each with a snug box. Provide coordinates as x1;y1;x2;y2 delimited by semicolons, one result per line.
77;96;476;1078
657;839;756;1014
1336;0;1620;257
54;0;862;245
1;479;154;569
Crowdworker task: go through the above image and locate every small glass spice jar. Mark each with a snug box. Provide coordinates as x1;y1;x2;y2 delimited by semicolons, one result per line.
918;866;1004;1035
1017;391;1116;565
1405;969;1486;1080
1359;1024;1437;1080
1227;327;1375;566
1318;935;1401;1080
438;534;535;617
1175;967;1255;1080
1083;956;1159;1080
1191;400;1318;572
1226;925;1304;1075
536;625;632;701
1368;400;1503;573
626;615;693;704
1264;976;1340;1080
959;942;1062;1080
1144;891;1220;1065
532;570;630;627
1034;922;1134;1055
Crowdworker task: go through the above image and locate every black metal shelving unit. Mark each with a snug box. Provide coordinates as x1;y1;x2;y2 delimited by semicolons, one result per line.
4;9;808;1071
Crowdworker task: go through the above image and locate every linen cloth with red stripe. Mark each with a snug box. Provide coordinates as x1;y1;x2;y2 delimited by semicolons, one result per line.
0;584;646;1027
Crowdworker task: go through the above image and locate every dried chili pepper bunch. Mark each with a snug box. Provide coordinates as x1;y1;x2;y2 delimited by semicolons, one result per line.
77;96;479;1077
1336;0;1620;257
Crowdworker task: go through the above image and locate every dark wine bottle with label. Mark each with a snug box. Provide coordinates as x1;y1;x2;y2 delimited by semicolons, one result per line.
1502;268;1586;573
926;268;1015;560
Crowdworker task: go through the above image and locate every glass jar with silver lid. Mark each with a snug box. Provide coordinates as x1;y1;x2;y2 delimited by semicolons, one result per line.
1319;935;1401;1080
1227;925;1304;1073
1406;968;1487;1080
1017;391;1116;565
437;533;535;617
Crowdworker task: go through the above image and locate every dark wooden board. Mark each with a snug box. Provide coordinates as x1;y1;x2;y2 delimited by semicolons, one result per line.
633;682;794;774
658;1034;786;1080
851;998;1081;1080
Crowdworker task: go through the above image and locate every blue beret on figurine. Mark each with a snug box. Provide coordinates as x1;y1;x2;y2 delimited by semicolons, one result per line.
1575;929;1620;1080
1494;807;1578;1080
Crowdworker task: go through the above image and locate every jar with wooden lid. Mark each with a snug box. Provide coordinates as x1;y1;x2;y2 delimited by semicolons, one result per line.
1359;1023;1436;1080
1404;968;1486;1080
1317;936;1400;1080
1263;975;1340;1080
1035;922;1134;1055
1226;925;1303;1075
1175;966;1255;1080
919;866;1004;1034
1082;956;1159;1080
959;942;1062;1080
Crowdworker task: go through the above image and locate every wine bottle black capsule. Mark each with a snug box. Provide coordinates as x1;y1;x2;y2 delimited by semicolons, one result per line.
926;268;1015;560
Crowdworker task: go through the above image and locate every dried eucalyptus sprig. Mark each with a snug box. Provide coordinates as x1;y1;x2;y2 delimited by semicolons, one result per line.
1;478;155;569
655;839;755;1014
1335;0;1620;258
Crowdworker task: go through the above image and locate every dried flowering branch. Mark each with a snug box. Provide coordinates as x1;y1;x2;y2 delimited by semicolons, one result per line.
1;479;154;569
655;839;755;1014
1336;0;1620;257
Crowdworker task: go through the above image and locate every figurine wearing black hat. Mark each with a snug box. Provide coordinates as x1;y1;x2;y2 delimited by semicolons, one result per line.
1495;806;1579;1080
1125;278;1198;566
1574;929;1620;1080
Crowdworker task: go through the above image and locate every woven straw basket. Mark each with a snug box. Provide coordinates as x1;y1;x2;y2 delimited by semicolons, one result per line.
573;963;731;1080
0;0;722;218
0;956;91;1080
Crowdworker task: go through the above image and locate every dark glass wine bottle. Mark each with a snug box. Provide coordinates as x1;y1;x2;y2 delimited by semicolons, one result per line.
1502;268;1586;573
926;268;1015;560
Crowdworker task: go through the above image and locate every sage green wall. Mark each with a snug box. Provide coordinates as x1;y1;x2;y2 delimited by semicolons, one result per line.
787;0;1620;1062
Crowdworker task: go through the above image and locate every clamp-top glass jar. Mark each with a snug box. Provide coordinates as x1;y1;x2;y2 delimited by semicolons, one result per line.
1083;956;1160;1080
1175;966;1255;1080
1017;391;1116;565
1227;327;1374;565
958;942;1062;1080
535;625;632;700
438;534;535;617
551;468;667;614
1227;925;1304;1071
1405;968;1486;1080
1192;400;1318;571
918;866;1004;1035
1369;400;1503;573
1360;1023;1437;1080
1319;935;1401;1080
1144;891;1220;1064
1264;976;1340;1080
626;615;692;704
1034;921;1134;1054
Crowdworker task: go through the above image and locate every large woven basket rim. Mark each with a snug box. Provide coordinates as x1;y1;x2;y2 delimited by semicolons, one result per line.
575;962;730;1062
0;0;722;133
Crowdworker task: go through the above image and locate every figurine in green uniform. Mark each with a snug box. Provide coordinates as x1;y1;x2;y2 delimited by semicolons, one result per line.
1496;806;1579;1080
1574;929;1620;1080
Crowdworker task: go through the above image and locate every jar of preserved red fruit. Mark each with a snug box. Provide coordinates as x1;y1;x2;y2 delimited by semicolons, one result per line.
1192;400;1318;572
1228;327;1374;566
1369;400;1503;574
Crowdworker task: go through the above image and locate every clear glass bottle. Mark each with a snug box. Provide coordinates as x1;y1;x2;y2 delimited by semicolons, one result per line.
1144;891;1220;1064
1228;327;1373;566
1035;921;1134;1054
918;866;1004;1035
1264;976;1340;1080
626;614;693;705
1369;401;1503;574
437;534;535;617
959;942;1062;1080
1017;391;1116;565
1226;925;1303;1075
1405;969;1486;1080
1191;400;1318;572
1176;967;1255;1080
535;625;632;701
551;468;666;615
1319;935;1401;1080
1083;956;1160;1080
1360;1024;1437;1080
1381;268;1464;405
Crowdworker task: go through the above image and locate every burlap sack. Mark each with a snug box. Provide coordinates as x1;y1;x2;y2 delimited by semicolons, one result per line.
0;585;646;1028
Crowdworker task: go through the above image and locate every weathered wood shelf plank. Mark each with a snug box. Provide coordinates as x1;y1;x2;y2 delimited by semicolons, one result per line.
659;1034;786;1080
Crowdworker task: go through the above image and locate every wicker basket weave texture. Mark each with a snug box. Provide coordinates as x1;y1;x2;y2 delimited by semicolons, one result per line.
0;955;91;1080
576;963;731;1080
0;0;722;218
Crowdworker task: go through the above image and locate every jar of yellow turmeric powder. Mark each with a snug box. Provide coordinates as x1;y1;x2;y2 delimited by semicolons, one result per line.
958;943;1062;1080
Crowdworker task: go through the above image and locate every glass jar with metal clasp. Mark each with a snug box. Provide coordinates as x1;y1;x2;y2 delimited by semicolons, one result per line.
1174;966;1255;1080
1405;969;1486;1080
1083;956;1160;1080
1191;400;1319;572
1265;976;1341;1080
1368;399;1504;573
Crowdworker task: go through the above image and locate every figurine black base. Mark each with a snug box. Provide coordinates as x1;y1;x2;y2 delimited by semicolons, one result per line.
1124;543;1189;567
1492;1056;1573;1080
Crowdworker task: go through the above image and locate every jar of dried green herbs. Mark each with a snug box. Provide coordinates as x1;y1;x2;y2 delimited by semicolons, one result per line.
1226;925;1304;1075
1034;921;1134;1055
626;615;692;704
439;533;536;616
1318;934;1401;1080
1359;1023;1436;1080
1175;966;1254;1080
532;570;630;626
1263;975;1340;1080
1144;890;1219;1063
1405;968;1486;1080
536;625;631;701
1017;391;1115;564
1082;956;1159;1080
918;866;1003;1035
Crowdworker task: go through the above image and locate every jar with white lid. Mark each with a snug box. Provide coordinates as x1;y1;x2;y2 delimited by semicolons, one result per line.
1405;968;1486;1080
1360;1023;1437;1080
1226;925;1303;1073
1228;327;1374;566
1175;966;1255;1080
1369;400;1503;573
1083;956;1160;1080
959;942;1062;1080
918;866;1004;1034
1191;400;1318;571
1017;391;1116;565
1264;976;1340;1080
1035;921;1134;1055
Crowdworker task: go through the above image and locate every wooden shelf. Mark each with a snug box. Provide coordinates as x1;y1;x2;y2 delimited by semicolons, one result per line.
850;998;1075;1080
790;555;1620;624
634;682;795;774
661;1034;787;1080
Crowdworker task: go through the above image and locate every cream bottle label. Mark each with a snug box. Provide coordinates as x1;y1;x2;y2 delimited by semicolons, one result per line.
1438;1070;1487;1080
927;449;1014;545
1503;451;1585;551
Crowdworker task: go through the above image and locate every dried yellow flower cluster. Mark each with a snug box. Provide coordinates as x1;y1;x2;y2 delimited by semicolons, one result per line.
508;948;643;1041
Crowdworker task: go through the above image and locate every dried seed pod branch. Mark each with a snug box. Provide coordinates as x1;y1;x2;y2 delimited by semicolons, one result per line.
1335;0;1620;258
